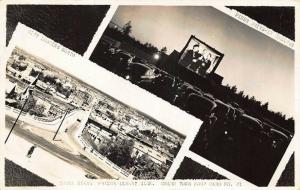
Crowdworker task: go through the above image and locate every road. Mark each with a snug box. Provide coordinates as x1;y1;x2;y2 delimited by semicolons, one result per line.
5;114;113;183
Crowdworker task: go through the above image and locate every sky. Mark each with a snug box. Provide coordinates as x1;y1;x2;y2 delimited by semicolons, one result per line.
111;6;294;117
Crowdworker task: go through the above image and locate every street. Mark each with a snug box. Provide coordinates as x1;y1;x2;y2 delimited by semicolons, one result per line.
5;113;113;184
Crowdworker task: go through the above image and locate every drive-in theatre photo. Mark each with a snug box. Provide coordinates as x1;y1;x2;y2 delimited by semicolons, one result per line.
90;6;294;186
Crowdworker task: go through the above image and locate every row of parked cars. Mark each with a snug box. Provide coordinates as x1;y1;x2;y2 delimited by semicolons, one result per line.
99;46;293;152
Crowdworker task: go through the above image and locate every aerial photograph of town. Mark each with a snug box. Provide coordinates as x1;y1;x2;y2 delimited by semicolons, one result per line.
5;47;185;181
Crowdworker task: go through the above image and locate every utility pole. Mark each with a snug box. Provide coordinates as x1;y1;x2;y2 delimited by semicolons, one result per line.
5;74;39;144
53;109;69;141
5;97;29;144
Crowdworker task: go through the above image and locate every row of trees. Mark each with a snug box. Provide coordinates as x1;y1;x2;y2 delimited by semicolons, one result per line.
104;21;167;55
217;84;294;133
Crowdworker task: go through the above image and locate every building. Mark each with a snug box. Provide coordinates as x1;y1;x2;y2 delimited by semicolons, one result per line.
36;80;49;91
22;75;36;84
86;123;114;140
70;89;92;108
5;79;16;95
48;104;65;117
131;140;172;166
86;118;118;136
89;112;113;129
56;92;67;99
6;66;20;77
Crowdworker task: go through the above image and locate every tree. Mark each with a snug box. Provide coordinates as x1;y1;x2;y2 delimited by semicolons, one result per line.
134;154;162;179
122;21;132;36
261;102;269;110
29;67;42;77
18;55;26;61
238;90;244;98
169;142;181;156
107;139;134;167
160;47;167;54
34;104;46;117
230;85;237;94
21;94;36;113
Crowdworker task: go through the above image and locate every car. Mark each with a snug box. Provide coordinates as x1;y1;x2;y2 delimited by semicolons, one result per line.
203;93;215;101
213;99;231;119
152;74;179;102
129;56;148;64
115;51;132;61
122;62;158;82
230;102;240;108
85;173;97;179
269;128;289;149
110;51;133;74
185;93;217;120
173;84;203;108
123;62;183;102
261;122;292;146
262;119;294;139
238;114;264;133
172;83;190;107
227;102;245;118
186;86;203;96
107;47;120;55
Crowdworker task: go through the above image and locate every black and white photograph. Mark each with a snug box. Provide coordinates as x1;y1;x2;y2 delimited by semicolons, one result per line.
6;5;110;55
3;24;201;187
1;1;298;189
5;46;186;180
90;6;295;186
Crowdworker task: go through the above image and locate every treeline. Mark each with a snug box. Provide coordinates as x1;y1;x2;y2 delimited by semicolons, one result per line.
218;84;294;133
103;24;160;55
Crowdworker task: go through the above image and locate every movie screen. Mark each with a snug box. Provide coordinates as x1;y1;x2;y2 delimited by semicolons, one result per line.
178;37;222;77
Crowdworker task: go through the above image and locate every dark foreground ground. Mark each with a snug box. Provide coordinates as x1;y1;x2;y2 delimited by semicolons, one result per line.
174;157;227;180
276;153;294;186
5;159;54;186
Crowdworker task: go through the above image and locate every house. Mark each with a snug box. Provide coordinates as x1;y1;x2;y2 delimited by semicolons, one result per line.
5;79;16;95
36;80;49;91
22;75;36;84
48;105;65;117
70;89;92;108
7;66;20;77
